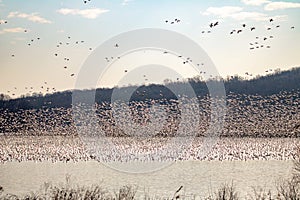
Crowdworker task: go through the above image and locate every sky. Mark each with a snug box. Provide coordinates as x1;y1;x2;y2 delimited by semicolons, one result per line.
0;0;300;98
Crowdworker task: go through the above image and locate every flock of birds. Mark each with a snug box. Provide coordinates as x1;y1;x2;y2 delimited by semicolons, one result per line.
2;15;297;98
165;18;181;24
1;20;92;81
0;90;299;163
1;12;299;163
4;31;94;95
0;135;298;163
6;81;57;97
200;18;295;51
53;35;93;77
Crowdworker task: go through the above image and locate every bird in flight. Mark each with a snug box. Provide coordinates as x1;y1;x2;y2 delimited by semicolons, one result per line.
165;18;181;24
175;19;181;23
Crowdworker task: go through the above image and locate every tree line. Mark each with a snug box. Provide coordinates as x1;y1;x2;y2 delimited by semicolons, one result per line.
1;67;299;111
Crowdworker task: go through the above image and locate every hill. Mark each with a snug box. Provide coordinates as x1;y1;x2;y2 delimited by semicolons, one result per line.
0;67;300;111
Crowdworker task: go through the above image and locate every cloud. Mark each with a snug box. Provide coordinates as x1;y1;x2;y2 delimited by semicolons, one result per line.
7;12;52;24
270;15;288;22
241;0;270;6
230;11;268;21
57;8;109;19
122;0;133;6
0;27;26;34
202;6;243;18
265;1;300;11
202;6;268;21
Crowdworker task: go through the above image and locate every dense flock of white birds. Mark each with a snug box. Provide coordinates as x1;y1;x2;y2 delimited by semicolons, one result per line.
0;91;299;163
0;136;298;163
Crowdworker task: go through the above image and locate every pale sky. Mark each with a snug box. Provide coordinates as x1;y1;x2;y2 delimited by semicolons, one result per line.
0;0;300;98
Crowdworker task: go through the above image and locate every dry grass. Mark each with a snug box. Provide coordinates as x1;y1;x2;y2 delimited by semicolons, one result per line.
205;182;239;200
249;187;273;200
